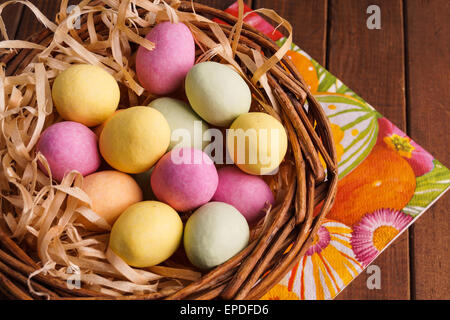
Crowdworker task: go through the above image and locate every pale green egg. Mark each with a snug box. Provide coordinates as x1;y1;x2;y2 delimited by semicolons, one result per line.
149;97;211;150
185;62;251;127
183;202;249;270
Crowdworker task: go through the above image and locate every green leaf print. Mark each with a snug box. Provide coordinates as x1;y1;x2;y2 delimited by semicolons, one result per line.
315;94;381;178
403;160;450;217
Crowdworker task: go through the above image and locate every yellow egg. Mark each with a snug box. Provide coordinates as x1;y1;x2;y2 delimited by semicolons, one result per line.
93;110;123;138
227;112;288;175
78;170;143;231
109;201;183;267
99;106;170;174
52;64;120;127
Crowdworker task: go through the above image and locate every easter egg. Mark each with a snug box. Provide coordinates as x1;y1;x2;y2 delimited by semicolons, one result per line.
151;147;218;212
149;97;211;150
93;110;123;138
99;106;170;174
37;121;101;182
212;167;275;225
79;170;143;230
109;201;183;267
136;22;195;95
52;64;120;127
227;112;288;175
185;61;251;127
184;202;249;269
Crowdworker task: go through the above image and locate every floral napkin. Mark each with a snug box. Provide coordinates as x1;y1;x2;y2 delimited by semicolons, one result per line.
224;2;450;300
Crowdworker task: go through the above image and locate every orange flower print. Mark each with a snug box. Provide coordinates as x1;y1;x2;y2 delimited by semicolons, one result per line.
283;220;362;300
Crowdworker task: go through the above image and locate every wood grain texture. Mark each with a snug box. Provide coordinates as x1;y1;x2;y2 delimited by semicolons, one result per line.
326;0;410;300
405;0;450;300
254;0;328;64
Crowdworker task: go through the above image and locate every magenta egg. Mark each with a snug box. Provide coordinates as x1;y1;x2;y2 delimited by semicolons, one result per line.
212;167;275;225
36;121;101;182
151;147;218;212
136;22;195;95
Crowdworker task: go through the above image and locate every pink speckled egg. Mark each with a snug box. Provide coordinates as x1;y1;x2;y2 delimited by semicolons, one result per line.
151;147;218;212
212;167;275;225
37;121;101;182
136;22;195;95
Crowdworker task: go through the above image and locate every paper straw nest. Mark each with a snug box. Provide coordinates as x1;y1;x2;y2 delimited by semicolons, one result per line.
0;0;337;300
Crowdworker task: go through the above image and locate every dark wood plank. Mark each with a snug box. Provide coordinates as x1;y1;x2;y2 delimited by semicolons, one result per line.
405;0;450;300
327;0;410;300
0;0;23;39
254;0;328;64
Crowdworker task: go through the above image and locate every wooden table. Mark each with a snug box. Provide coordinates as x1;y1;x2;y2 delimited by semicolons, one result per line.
1;0;448;300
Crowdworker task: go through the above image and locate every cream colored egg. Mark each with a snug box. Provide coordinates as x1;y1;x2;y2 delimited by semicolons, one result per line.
227;112;288;175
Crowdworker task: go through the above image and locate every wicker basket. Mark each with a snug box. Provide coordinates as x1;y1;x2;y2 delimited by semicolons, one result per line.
0;1;337;300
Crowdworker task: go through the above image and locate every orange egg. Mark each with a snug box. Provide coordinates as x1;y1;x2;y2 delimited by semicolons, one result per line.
78;170;143;230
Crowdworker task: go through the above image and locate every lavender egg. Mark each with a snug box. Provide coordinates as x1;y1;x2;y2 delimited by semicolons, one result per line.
136;22;195;95
36;121;101;182
151;147;218;212
212;167;275;225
